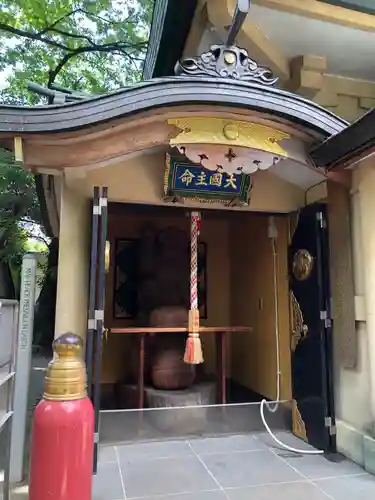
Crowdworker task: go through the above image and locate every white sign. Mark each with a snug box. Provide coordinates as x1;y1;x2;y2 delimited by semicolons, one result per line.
10;253;37;483
19;263;34;351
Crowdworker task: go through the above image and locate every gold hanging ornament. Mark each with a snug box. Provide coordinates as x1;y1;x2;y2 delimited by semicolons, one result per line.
292;249;314;281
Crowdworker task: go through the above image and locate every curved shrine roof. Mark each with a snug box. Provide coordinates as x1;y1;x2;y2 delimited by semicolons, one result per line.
0;76;347;138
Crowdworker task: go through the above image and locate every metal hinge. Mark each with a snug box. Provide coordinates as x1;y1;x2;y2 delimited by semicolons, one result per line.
320;310;332;328
87;309;104;330
88;318;96;330
93;199;100;215
94;432;99;444
325;417;337;435
316;211;326;228
95;309;104;321
93;196;108;215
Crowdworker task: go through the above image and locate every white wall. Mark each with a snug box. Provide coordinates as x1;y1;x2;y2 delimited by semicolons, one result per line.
333;161;375;467
334;188;372;431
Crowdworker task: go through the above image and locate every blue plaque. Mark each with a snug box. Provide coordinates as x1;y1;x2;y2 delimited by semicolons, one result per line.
164;155;252;205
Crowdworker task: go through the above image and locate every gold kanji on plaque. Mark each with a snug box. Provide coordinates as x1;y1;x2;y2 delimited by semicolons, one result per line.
178;169;195;186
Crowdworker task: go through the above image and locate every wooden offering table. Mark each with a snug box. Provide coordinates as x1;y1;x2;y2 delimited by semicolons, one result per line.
109;326;252;409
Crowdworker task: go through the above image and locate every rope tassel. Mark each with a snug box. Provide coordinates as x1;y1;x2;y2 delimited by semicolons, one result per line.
184;211;204;364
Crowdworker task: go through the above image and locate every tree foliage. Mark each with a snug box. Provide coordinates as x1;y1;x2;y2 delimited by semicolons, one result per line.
0;0;153;341
0;148;44;298
0;149;41;263
0;0;153;104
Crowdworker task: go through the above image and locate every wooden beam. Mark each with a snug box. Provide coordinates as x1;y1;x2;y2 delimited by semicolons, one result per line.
206;0;290;79
14;137;23;162
324;74;375;99
252;0;375;32
287;55;327;99
183;1;209;58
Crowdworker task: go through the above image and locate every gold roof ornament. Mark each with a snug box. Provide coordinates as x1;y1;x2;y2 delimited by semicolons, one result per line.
168;117;290;174
169;118;289;153
43;333;87;401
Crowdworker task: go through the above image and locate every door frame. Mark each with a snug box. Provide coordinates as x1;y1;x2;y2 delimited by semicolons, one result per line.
85;186;108;474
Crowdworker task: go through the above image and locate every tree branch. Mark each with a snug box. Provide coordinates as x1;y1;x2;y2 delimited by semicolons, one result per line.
0;20;147;54
48;27;97;46
38;8;82;35
47;53;75;87
1;9;149;89
47;42;147;86
0;23;69;51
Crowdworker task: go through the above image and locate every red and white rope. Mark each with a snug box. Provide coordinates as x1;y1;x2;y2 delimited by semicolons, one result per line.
190;212;200;310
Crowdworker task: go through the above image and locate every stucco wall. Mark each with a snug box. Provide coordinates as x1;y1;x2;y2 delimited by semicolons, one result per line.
331;160;375;467
333;186;372;432
67;152;305;213
230;214;292;401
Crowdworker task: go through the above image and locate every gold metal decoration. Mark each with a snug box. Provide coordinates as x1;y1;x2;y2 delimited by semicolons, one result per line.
103;327;109;345
105;240;111;274
168;118;290;157
290;292;308;352
223;123;239;141
223;50;236;65
293;249;314;281
290;291;308;441
164;155;171;196
292;399;307;441
43;333;87;401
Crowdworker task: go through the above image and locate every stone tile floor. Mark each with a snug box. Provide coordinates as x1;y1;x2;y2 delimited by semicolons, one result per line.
93;432;375;500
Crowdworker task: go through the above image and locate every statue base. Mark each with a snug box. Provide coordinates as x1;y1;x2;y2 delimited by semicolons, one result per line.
145;382;216;434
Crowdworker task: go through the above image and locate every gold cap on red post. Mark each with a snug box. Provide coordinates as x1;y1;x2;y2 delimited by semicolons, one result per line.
43;333;87;401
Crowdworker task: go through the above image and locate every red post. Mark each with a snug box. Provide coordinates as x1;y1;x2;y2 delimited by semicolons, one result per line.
29;333;94;500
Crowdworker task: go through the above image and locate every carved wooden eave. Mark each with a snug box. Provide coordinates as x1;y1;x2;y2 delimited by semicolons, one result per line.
0;77;347;171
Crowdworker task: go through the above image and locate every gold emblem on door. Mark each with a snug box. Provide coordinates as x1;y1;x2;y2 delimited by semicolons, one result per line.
292;249;314;281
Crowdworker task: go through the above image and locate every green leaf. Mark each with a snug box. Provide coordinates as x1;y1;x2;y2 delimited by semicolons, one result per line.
0;0;153;101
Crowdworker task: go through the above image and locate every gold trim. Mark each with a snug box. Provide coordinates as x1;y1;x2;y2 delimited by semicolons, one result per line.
168;117;290;157
290;291;308;352
176;195;249;206
292;249;314;281
163;195;250;207
43;333;87;401
292;399;307;441
164;153;171;196
105;240;111;274
289;207;308;442
14;137;24;162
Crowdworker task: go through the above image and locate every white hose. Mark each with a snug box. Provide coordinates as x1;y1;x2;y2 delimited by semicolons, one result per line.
260;217;324;455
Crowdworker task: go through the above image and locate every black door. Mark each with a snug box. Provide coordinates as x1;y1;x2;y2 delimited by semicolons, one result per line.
289;203;336;453
86;186;109;474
